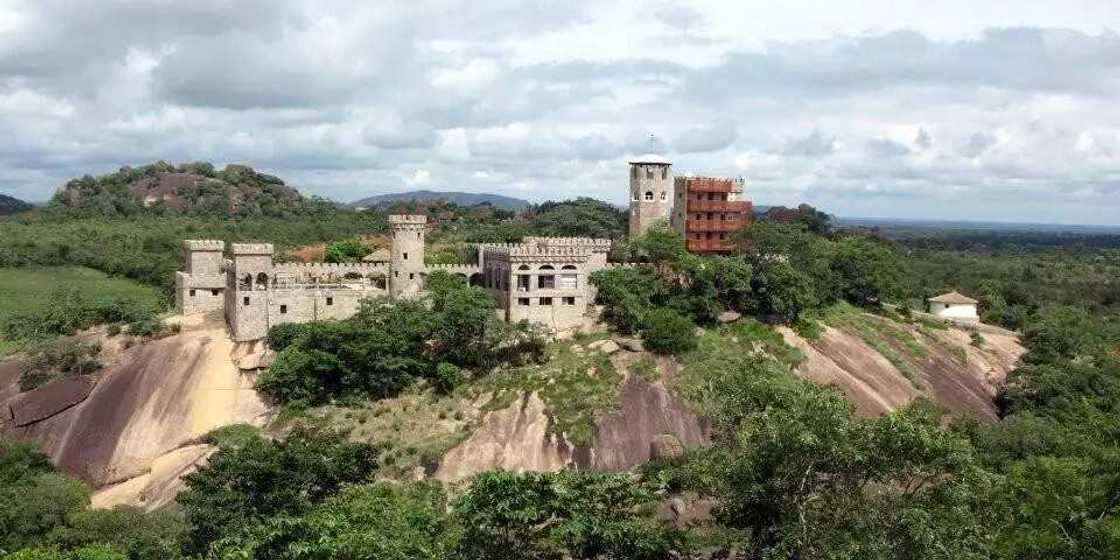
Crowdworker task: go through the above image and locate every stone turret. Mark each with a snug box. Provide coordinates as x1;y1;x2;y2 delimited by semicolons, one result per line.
176;240;227;315
227;243;275;341
628;153;672;237
389;215;426;297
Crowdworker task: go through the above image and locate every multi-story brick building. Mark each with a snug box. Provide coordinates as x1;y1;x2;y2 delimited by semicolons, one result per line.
671;176;752;254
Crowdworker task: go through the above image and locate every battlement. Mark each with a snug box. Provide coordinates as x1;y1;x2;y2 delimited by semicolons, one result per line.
231;243;274;255
507;246;591;258
274;263;388;274
389;214;427;226
525;237;612;250
183;239;225;251
423;263;481;272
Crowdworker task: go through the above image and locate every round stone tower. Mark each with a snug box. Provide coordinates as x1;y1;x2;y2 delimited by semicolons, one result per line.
628;153;673;238
389;214;427;297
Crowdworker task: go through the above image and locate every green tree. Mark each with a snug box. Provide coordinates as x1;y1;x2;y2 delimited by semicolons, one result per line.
0;473;90;553
208;482;456;560
323;239;368;263
177;427;380;554
830;236;908;307
455;471;677;560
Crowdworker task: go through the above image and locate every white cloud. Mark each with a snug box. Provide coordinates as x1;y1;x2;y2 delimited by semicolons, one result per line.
1;1;1120;224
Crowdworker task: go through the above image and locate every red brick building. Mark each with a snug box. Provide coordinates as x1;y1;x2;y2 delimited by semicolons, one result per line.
670;176;753;254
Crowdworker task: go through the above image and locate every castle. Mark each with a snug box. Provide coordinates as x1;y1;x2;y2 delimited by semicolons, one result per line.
176;155;749;340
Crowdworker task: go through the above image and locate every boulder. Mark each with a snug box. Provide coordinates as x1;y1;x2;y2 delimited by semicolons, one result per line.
237;349;276;371
613;337;645;352
649;433;685;460
596;340;620;354
717;311;742;324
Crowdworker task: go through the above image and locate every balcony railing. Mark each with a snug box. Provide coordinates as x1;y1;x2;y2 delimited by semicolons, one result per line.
683;179;739;193
686;219;748;233
687;200;752;213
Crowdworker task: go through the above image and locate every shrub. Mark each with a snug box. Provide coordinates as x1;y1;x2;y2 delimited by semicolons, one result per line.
19;338;102;392
640;309;697;355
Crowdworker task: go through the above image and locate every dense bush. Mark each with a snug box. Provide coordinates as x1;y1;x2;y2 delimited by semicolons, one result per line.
323;238;369;263
258;271;545;405
19;338;102;391
639;309;697;355
177;427;380;554
2;289;159;343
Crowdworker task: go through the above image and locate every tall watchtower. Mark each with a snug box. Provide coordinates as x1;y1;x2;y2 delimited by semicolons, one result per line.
389;215;427;297
628;153;673;237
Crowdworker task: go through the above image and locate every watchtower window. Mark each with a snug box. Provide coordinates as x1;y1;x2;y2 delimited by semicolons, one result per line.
212;289;220;296
243;296;250;306
539;297;553;306
646;167;653;179
644;191;654;201
403;252;408;260
280;305;287;314
326;297;333;306
189;289;196;297
661;167;667;179
660;192;666;200
409;273;414;280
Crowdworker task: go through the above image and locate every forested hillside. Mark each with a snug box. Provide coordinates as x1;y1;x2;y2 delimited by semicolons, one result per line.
1;168;1119;558
0;194;33;216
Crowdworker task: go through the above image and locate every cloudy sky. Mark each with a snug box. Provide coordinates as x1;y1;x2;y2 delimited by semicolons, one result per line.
2;1;1120;224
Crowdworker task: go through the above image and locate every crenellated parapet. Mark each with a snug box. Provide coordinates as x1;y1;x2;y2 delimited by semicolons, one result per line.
524;237;612;252
423;263;482;275
231;243;274;255
388;214;427;226
182;239;224;251
485;245;592;264
274;262;389;275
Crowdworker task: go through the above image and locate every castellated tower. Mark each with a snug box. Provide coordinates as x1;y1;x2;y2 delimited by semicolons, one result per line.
227;243;275;341
176;240;226;315
389;214;427;298
628;153;673;238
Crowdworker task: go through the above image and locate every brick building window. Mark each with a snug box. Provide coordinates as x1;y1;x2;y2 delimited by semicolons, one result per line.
562;297;576;305
280;305;287;314
518;298;530;306
539;297;553;306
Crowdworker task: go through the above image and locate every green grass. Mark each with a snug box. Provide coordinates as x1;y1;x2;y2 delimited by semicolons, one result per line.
0;266;162;355
630;357;660;382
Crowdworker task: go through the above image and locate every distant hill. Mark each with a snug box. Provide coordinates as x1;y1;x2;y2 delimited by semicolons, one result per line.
50;162;324;218
0;193;33;216
352;190;531;211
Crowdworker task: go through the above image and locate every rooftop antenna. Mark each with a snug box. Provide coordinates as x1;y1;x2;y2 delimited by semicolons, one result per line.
648;133;659;153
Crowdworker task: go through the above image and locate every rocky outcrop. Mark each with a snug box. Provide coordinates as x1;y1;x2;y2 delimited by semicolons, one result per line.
779;319;1024;421
435;374;707;481
1;327;270;505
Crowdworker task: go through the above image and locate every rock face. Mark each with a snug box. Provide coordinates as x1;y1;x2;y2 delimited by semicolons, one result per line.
435;375;708;481
779;319;1024;421
1;327;270;508
717;311;741;324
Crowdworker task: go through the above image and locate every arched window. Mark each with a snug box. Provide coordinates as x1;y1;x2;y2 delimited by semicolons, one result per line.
646;167;653;179
538;265;555;289
660;191;666;200
240;274;252;289
518;264;530;270
255;273;268;290
644;191;654;201
561;264;577;270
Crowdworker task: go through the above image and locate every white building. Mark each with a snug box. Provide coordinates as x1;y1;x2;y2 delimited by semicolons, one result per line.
927;291;979;323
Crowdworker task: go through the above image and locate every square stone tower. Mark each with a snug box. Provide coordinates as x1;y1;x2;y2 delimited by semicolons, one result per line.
628;153;673;238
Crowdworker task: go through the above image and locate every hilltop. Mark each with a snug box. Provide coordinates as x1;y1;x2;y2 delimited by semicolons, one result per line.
0;193;33;216
352;190;531;211
49;162;331;218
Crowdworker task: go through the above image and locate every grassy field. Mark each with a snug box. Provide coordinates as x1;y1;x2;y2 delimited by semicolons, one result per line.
0;266;162;355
